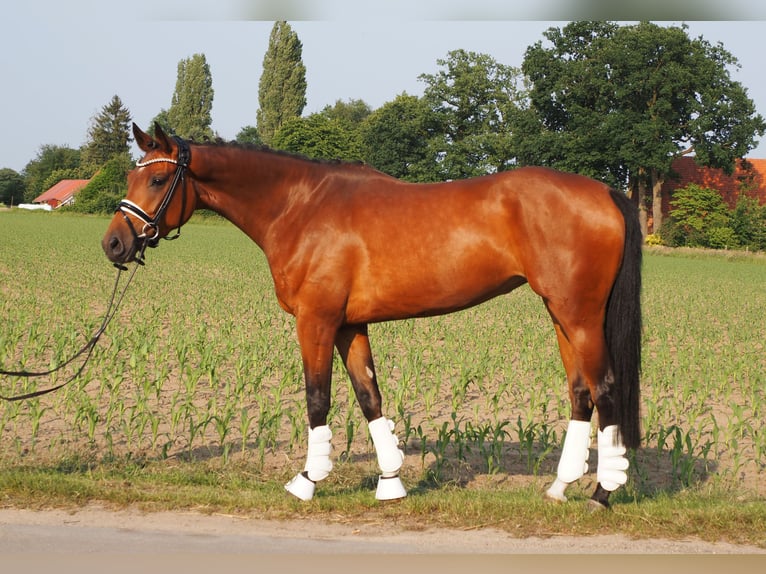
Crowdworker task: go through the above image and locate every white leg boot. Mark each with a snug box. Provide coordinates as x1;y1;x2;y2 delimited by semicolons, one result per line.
545;420;592;502
368;417;406;500
285;425;333;501
597;425;629;491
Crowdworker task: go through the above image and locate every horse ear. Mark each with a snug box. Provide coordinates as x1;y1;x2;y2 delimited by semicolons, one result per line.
133;123;157;153
152;122;173;154
132;122;173;154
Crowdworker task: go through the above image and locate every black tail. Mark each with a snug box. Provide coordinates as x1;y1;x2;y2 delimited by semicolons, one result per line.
605;189;642;449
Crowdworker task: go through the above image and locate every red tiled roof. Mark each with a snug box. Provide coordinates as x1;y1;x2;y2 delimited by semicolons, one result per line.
33;179;90;207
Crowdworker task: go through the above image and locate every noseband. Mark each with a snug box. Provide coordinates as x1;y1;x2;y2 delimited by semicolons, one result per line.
115;136;191;266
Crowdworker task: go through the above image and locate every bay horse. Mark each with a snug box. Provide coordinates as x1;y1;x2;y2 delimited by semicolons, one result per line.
103;123;642;509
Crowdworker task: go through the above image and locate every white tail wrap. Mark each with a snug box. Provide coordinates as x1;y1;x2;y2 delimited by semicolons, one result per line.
368;417;404;476
597;425;629;491
305;425;333;482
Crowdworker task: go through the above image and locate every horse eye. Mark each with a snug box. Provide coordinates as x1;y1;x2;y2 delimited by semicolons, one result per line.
150;176;165;187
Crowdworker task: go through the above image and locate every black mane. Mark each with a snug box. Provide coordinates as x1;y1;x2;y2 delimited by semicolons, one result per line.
194;138;367;169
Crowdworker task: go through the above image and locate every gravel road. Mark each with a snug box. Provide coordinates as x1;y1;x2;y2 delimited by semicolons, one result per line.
1;506;763;555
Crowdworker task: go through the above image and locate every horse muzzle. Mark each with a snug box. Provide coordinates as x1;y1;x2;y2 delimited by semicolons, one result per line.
102;200;165;266
102;229;138;265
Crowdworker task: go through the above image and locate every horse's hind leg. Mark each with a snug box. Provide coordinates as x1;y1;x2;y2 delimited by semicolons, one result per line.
544;322;595;504
335;324;406;500
544;309;629;509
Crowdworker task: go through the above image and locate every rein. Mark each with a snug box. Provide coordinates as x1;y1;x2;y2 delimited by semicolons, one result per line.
0;137;191;401
0;260;142;401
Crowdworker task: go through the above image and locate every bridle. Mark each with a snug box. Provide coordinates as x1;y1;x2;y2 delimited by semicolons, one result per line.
115;136;191;268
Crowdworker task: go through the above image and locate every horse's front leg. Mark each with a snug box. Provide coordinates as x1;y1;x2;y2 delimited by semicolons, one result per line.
284;314;339;501
336;324;406;500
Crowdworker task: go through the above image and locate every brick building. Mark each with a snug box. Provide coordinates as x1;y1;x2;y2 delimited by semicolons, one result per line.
659;156;766;219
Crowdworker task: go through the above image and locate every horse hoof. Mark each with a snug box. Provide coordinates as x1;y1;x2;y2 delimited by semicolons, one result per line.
285;472;316;501
586;498;609;513
375;475;407;501
544;491;567;504
544;478;568;503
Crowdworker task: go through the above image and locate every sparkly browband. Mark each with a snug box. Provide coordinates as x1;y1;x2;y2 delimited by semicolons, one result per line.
136;157;179;167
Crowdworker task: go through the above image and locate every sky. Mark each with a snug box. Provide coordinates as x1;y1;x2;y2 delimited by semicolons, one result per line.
3;1;766;173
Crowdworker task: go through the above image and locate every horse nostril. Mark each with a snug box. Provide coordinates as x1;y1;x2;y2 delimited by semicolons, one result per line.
108;235;123;256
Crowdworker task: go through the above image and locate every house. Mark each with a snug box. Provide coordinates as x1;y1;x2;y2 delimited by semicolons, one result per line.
659;157;766;218
32;179;90;209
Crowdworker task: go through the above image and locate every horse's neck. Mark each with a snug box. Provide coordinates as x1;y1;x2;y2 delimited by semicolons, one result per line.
193;146;321;249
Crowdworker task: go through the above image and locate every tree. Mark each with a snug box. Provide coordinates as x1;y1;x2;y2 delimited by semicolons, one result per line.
418;49;526;180
0;168;25;206
318;99;371;161
517;21;765;236
22;145;81;202
150;109;171;137
257;21;307;146
166;53;215;141
731;196;766;251
361;93;434;181
271;114;361;161
667;183;736;248
608;22;764;234
81;95;132;168
65;154;133;215
320;99;371;128
235;126;263;146
517;21;622;182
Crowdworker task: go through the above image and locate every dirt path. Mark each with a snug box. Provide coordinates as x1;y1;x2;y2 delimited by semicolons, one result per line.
0;506;763;555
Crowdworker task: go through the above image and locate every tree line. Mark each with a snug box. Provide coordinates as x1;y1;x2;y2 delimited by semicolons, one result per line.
1;21;765;250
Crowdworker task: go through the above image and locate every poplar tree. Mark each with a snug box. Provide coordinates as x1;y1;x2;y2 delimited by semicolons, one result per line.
257;21;307;145
166;53;215;141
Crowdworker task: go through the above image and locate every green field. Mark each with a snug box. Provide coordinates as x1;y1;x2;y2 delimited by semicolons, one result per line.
1;210;764;545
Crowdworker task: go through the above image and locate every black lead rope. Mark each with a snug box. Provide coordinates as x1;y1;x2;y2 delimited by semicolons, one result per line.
0;137;190;402
0;258;143;402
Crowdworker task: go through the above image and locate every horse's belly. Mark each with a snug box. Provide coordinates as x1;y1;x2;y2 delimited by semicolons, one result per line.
345;251;526;323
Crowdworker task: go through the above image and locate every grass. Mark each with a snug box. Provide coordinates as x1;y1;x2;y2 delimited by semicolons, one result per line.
0;209;765;547
0;458;763;548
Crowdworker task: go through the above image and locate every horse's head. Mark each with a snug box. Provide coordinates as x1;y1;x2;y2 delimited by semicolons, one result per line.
102;123;196;267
